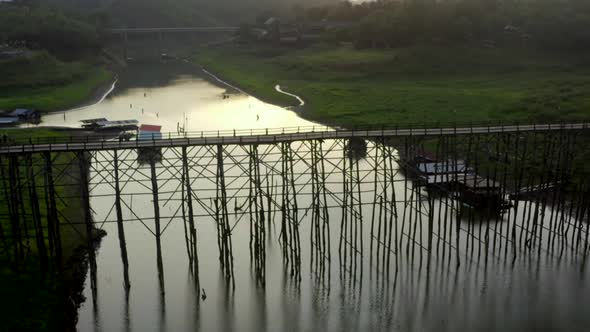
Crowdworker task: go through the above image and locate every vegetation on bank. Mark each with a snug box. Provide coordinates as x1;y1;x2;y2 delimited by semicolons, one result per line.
44;0;335;27
0;52;113;112
296;0;590;53
0;128;96;331
0;4;102;54
0;3;114;113
195;44;590;127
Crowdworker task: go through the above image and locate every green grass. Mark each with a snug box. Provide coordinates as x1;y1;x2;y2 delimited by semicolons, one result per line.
195;44;590;127
0;52;113;112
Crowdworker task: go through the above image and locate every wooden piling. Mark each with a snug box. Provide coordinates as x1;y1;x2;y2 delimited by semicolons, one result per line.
78;151;98;302
27;155;48;272
43;151;62;271
182;147;199;286
113;151;131;290
149;156;165;295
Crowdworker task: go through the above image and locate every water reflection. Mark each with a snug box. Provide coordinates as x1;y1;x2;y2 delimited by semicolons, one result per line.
71;61;590;332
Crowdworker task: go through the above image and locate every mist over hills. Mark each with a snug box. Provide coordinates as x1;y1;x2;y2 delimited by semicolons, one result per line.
45;0;339;27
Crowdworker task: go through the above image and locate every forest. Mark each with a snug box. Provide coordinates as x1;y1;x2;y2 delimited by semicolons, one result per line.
293;0;590;51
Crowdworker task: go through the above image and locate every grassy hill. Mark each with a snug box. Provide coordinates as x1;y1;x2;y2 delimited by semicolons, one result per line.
45;0;337;27
195;44;590;127
0;52;112;111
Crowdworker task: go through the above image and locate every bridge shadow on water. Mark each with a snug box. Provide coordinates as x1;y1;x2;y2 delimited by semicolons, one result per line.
1;129;590;331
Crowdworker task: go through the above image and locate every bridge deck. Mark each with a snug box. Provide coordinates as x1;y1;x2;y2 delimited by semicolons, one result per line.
1;123;588;154
108;27;239;33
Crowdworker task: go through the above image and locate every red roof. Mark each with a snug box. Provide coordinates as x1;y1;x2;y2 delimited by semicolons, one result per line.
139;124;162;132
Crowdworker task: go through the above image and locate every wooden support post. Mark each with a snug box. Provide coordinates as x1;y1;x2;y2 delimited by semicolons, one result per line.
318;140;331;279
44;151;62;271
369;141;379;270
386;144;397;278
0;157;10;260
280;143;289;267
78;151;97;303
27;155;48;273
216;144;234;286
182;147;199;286
14;158;30;258
354;149;363;281
287;142;300;278
339;139;348;277
149;156;165;296
113;151;130;291
8;156;22;269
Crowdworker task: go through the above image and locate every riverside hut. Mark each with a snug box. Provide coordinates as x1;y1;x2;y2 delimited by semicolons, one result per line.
137;124;163;163
456;174;509;210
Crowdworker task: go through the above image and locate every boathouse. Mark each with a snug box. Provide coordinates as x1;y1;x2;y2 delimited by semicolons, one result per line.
456;174;507;210
9;109;39;120
137;124;163;163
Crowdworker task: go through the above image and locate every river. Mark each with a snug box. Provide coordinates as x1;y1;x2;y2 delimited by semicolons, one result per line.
30;60;590;332
25;61;311;132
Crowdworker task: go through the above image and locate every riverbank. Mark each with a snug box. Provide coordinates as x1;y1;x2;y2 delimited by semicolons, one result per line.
195;44;590;128
0;51;115;112
195;44;590;187
0;128;106;331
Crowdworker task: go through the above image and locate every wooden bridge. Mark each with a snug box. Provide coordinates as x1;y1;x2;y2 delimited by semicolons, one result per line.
1;123;589;299
107;27;239;34
1;123;589;154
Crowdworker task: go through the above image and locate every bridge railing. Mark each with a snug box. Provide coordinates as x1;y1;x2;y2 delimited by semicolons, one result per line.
2;125;334;146
3;120;590;148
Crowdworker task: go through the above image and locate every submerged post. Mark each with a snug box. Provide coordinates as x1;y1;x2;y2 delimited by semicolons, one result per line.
182;147;200;287
44;151;62;271
113;150;130;291
150;156;165;295
78;151;97;303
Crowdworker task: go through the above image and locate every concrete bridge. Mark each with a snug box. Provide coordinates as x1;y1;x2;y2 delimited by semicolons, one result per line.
107;26;243;57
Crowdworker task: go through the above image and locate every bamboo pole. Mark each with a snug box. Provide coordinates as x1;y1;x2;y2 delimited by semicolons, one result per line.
27;155;48;273
78;151;98;303
43;151;62;271
182;147;199;287
113;151;131;291
149;155;165;296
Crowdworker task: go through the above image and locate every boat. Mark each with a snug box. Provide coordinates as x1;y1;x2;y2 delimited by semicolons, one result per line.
81;118;139;131
456;174;511;211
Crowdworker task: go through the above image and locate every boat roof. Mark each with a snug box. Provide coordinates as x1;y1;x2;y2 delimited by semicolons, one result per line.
140;124;162;132
99;120;139;127
0;117;19;124
81;118;108;124
417;161;468;175
9;109;35;116
425;173;470;185
457;174;501;190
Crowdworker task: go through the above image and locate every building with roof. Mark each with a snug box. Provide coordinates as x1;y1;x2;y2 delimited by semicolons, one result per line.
9;109;39;120
138;124;163;140
0;117;20;126
137;124;163;163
